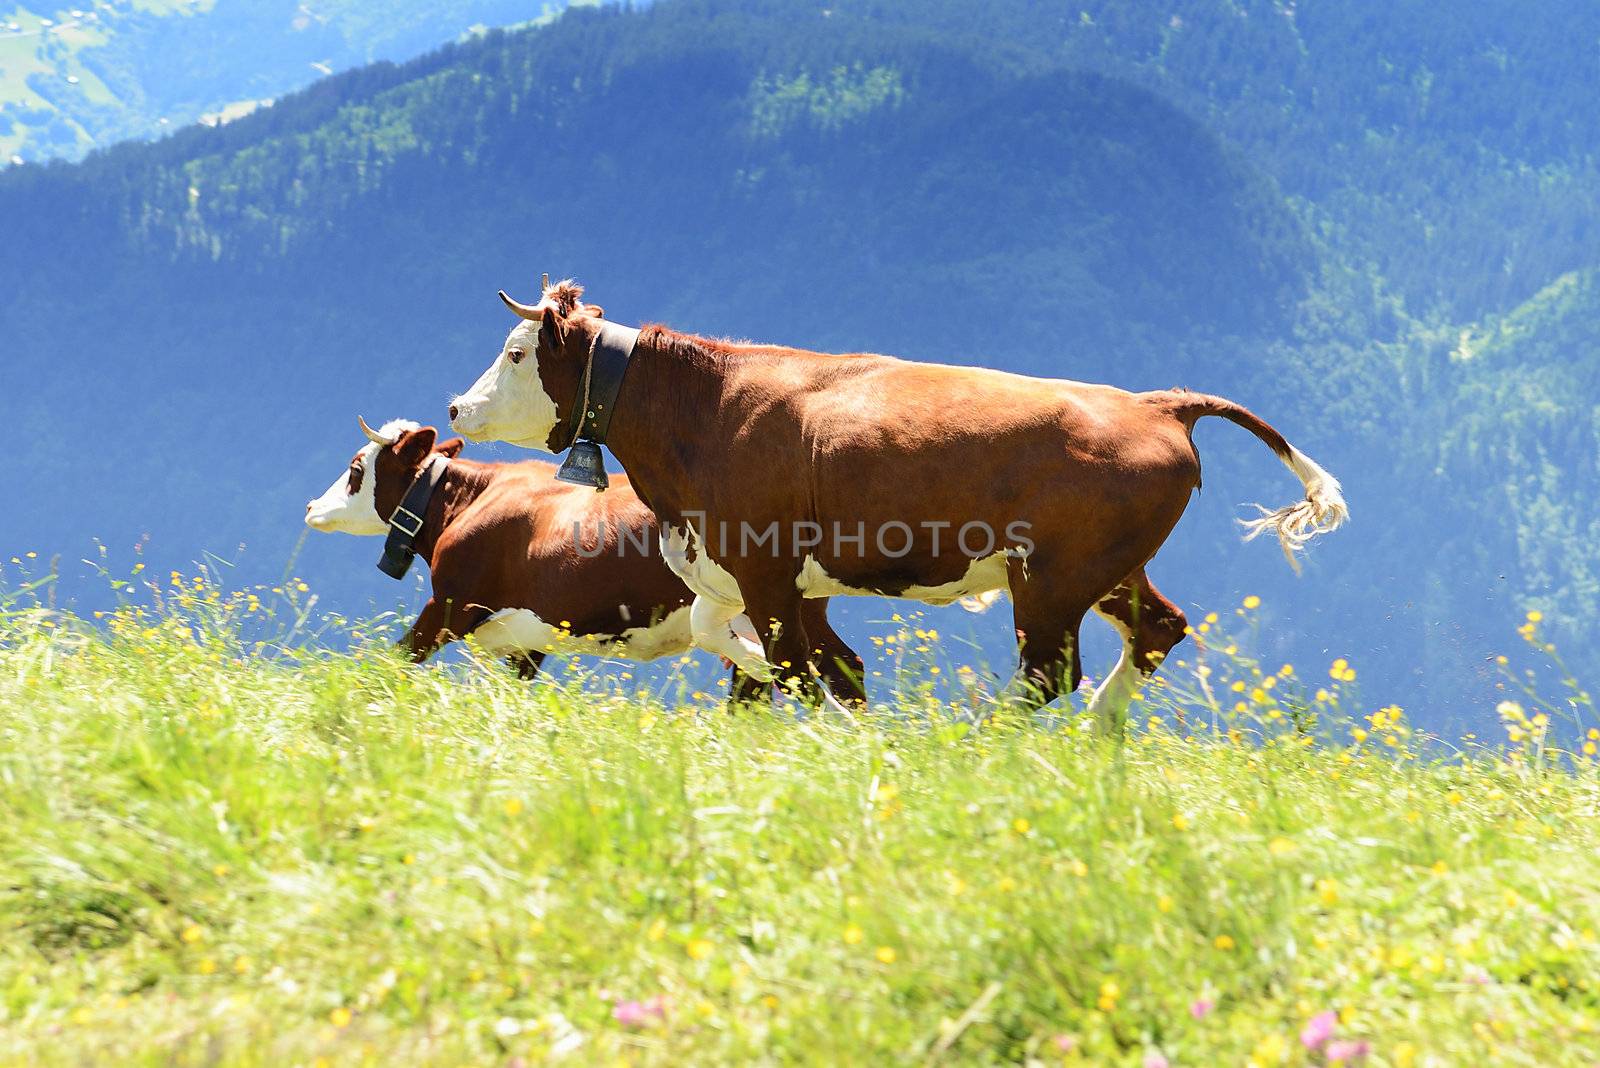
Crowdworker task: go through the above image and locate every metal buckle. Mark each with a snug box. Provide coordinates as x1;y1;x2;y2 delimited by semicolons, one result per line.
389;506;425;538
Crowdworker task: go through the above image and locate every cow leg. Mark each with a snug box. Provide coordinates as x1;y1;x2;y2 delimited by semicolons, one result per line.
690;597;775;682
1087;570;1188;733
1003;554;1093;716
801;597;866;705
402;597;450;662
508;650;546;680
405;598;491;664
739;580;825;706
727;667;770;709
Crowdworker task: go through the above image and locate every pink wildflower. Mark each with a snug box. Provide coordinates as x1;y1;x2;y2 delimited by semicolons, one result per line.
1190;998;1214;1019
1301;1010;1338;1050
613;995;667;1028
1325;1039;1371;1063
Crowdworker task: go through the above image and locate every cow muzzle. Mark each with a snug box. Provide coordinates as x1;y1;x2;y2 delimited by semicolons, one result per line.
447;399;490;440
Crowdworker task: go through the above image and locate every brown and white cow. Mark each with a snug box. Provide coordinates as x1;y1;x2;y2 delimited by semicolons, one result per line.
305;417;858;698
449;281;1346;731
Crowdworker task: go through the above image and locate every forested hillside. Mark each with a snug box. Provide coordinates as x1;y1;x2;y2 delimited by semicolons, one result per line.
1439;271;1600;635
0;0;578;163
4;0;1596;723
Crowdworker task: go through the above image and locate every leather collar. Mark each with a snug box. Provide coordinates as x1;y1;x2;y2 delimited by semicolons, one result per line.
558;320;640;451
377;455;449;579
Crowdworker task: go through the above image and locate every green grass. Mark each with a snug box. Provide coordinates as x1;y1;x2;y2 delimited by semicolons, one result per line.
1;584;1598;1066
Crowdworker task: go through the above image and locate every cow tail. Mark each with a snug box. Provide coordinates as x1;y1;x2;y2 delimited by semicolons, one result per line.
1159;390;1349;573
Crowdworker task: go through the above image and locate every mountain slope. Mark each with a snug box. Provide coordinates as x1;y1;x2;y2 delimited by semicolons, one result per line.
1436;271;1600;636
0;0;579;163
816;0;1600;323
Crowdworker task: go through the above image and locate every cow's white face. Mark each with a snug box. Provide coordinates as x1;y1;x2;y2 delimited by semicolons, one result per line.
449;319;560;449
304;419;420;535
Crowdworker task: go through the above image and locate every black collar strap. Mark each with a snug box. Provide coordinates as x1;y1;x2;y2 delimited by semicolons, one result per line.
559;320;640;451
377;455;449;580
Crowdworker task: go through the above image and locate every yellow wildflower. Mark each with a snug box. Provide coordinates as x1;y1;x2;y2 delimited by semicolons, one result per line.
1251;1032;1287;1066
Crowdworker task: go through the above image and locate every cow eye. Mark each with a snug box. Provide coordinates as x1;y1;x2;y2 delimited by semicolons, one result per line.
507;349;526;364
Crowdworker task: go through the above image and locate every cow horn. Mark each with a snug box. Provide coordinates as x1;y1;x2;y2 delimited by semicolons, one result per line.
541;272;550;292
357;415;394;446
499;289;545;320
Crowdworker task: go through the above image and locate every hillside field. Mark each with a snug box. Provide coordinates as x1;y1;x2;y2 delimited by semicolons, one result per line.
2;577;1598;1065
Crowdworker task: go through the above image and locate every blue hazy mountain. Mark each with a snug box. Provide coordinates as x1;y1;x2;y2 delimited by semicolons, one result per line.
1;0;584;164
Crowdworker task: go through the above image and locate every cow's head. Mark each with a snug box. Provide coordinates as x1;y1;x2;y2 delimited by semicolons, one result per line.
448;277;604;450
305;417;464;534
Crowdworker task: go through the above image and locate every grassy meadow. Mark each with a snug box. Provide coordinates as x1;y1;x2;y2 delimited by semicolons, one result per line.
2;571;1599;1066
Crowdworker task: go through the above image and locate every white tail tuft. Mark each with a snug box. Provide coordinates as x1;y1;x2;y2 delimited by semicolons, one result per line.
1239;446;1348;574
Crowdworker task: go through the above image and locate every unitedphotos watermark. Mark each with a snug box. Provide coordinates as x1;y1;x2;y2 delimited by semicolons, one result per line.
572;516;1036;560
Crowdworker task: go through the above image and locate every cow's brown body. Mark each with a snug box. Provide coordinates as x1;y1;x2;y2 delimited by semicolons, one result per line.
603;335;1195;705
364;427;854;695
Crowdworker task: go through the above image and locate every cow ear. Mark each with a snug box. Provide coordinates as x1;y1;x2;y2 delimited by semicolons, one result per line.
540;304;568;351
437;437;466;459
584;303;605;319
394;426;438;467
